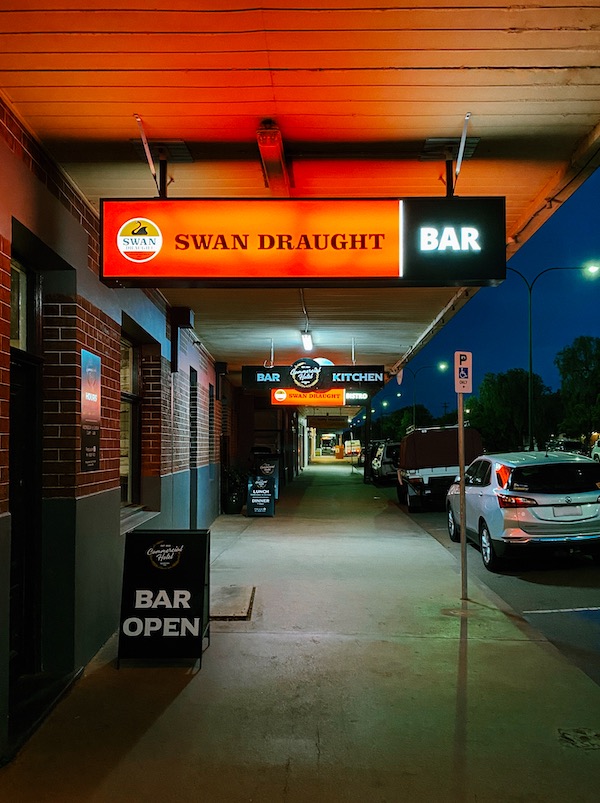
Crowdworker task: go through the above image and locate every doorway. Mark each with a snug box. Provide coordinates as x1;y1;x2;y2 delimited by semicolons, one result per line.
8;349;43;738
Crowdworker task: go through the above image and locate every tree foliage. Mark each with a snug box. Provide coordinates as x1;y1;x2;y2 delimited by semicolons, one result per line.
379;405;434;440
356;335;599;453
467;368;556;451
554;336;600;439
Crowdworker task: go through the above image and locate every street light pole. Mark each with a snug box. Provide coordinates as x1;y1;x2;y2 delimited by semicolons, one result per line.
403;363;448;427
507;265;599;451
380;400;388;438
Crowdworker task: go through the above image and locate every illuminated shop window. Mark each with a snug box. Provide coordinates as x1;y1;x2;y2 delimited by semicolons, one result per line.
10;263;28;350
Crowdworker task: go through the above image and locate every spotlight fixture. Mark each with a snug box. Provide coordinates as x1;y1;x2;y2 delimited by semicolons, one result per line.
256;120;290;196
301;331;313;351
299;288;313;351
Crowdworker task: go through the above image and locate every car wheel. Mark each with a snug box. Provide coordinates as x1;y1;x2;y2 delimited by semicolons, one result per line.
396;482;407;504
406;493;421;513
447;506;460;542
479;521;504;572
589;548;600;564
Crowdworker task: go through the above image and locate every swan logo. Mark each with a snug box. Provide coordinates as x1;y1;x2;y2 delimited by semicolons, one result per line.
117;218;163;263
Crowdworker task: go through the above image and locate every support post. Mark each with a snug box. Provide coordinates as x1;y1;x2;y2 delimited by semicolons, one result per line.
458;392;467;601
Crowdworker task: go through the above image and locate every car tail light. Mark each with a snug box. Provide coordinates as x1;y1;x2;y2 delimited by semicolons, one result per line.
497;493;538;508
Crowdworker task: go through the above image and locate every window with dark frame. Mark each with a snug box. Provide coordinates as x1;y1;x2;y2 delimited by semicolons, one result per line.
10;262;28;351
120;338;141;505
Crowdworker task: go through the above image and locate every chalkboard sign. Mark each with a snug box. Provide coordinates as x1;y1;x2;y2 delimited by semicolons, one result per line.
118;529;210;664
246;475;275;517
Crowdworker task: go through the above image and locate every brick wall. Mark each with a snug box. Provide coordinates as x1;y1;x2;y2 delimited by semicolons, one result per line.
0;98;100;278
191;337;222;470
0;235;10;514
140;345;162;479
42;295;120;498
1;93;222;506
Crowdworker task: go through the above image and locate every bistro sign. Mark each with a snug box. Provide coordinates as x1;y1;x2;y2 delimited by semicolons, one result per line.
100;197;506;287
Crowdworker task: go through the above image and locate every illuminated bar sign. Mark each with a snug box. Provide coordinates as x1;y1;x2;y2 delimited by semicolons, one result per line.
243;361;385;392
271;388;346;406
100;197;506;287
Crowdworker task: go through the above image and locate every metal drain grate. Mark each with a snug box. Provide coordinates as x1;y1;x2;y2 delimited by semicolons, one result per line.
558;728;600;749
210;585;256;621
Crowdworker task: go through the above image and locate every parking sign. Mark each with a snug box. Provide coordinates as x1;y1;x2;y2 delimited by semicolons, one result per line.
454;351;472;394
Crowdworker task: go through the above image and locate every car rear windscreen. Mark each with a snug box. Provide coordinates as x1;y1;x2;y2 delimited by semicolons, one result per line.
510;463;600;494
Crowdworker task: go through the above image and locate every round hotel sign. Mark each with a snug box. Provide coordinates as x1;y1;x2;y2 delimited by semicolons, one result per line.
117;217;163;263
289;358;322;389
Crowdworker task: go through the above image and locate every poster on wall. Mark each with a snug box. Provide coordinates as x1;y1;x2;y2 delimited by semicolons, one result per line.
81;349;101;471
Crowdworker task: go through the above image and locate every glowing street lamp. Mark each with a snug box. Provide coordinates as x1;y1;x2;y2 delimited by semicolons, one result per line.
507;264;599;450
402;362;449;427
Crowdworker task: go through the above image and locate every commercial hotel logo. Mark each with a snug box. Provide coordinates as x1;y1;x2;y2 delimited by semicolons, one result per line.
289;358;322;389
117;218;163;262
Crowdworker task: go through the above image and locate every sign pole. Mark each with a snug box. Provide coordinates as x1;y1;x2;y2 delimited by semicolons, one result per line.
454;351;473;602
457;391;467;601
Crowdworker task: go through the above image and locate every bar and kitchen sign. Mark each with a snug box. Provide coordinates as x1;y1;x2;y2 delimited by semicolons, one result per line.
100;197;506;287
243;360;385;393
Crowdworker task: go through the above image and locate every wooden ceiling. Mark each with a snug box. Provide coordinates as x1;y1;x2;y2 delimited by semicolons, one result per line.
2;1;600;381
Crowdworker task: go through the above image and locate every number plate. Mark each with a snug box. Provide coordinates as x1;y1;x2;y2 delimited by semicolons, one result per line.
553;506;582;517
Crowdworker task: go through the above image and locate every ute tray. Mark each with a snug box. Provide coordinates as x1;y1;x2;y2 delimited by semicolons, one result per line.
399;426;483;470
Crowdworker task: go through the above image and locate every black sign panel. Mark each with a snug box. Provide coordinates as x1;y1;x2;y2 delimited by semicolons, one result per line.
247;476;275;517
242;362;385;391
253;456;280;500
118;529;210;662
81;425;100;471
401;197;506;286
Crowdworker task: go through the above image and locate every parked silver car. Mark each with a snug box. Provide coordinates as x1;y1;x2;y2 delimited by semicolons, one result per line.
446;451;600;571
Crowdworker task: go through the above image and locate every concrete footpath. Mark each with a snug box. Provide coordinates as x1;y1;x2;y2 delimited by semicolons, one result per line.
1;460;599;802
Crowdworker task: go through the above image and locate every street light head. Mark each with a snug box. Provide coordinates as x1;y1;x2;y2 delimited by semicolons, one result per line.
585;264;599;275
438;361;449;371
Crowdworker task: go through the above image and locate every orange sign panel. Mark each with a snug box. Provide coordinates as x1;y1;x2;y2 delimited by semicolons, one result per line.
101;199;400;283
271;388;346;406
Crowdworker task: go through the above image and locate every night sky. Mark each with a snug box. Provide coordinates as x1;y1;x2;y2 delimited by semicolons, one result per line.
366;166;600;423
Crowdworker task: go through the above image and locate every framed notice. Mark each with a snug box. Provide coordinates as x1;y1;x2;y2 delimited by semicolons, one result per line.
118;529;210;664
81;349;101;471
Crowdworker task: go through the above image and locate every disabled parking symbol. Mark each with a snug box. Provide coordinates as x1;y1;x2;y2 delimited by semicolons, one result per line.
454;351;473;393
